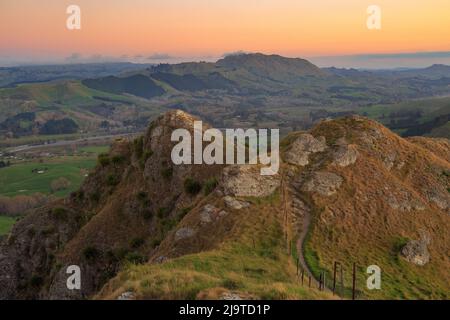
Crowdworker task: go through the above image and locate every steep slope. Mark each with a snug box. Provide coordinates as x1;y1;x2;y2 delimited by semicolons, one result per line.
1;111;449;300
282;117;450;299
99;115;450;300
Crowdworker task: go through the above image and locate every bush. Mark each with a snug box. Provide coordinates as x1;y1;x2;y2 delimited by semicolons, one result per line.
106;174;119;186
130;237;145;249
50;177;71;192
125;252;146;264
83;246;100;261
98;153;110;167
51;207;67;220
137;191;148;202
161;167;173;179
29;275;44;287
204;177;218;195
112;155;126;165
143;150;153;161
184;178;202;195
157;207;169;219
133;137;144;159
143;209;153;220
90;191;100;203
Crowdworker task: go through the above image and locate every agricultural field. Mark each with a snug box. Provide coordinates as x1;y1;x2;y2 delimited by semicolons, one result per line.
358;96;450;138
0;156;98;197
0;145;110;234
0;215;17;235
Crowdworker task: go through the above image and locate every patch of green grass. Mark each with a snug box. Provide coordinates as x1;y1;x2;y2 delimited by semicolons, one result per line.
0;157;96;197
0;215;17;235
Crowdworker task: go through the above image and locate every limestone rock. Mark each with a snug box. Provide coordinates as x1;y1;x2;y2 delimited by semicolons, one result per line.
284;134;327;166
222;165;280;197
117;291;135;300
175;227;196;241
303;172;343;196
401;240;430;266
223;196;250;210
333;144;359;167
220;292;244;300
386;191;426;212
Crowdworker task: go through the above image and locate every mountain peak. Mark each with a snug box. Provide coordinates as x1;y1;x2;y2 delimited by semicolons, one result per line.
216;53;326;78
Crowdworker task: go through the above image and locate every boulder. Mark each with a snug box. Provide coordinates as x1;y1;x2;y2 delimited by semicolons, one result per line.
284;134;327;166
401;240;430;266
175;227;196;241
223;196;250;210
222;165;280;197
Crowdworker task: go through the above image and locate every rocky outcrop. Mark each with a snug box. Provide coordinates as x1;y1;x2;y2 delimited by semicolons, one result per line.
401;239;430;266
223;196;250;210
175;227;196;241
302;172;343;196
222;165;280;197
333;144;359;167
284;134;327;166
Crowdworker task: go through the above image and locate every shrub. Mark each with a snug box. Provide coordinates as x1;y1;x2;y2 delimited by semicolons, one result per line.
204;177;218;195
137;191;148;202
125;252;146;264
151;238;162;248
143;209;153;220
50;177;71;192
106;174;119;186
133;137;144;159
51;207;67;220
29;275;43;287
130;237;145;249
157;207;169;219
112;155;126;165
83;246;100;261
179;206;192;218
90;191;100;203
98;153;110;167
143;150;153;161
184;178;202;195
161;167;173;179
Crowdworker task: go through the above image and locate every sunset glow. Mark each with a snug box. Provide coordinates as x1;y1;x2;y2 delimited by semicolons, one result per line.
1;0;450;61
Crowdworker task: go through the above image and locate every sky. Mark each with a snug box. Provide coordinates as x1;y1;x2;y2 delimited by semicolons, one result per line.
1;0;450;68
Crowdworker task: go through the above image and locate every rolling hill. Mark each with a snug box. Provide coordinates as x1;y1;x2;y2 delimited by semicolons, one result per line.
0;110;448;300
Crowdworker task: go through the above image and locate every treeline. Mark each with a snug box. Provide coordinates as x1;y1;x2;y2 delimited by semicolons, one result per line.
403;114;450;137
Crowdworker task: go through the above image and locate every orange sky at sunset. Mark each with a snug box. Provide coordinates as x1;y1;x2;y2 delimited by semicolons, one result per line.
1;0;450;65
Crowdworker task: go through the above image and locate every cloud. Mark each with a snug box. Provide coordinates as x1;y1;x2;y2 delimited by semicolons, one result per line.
65;53;82;61
309;51;450;69
222;50;248;58
147;53;175;60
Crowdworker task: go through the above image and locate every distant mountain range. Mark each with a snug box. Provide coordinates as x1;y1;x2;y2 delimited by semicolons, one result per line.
1;53;450;142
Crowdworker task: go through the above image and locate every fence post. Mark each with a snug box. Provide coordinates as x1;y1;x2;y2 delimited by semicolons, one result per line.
333;261;337;295
296;258;299;276
318;272;322;290
301;269;304;285
308;275;311;288
352;263;356;300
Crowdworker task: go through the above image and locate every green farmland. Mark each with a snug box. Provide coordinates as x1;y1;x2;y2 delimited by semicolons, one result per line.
0;216;17;235
0;157;97;197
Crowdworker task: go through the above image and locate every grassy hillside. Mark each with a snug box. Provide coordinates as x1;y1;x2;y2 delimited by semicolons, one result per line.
99;192;332;300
